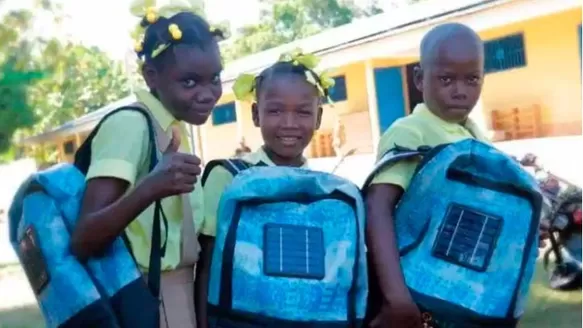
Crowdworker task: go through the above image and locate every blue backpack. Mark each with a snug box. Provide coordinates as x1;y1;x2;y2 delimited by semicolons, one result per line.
363;139;542;328
202;160;368;327
8;106;165;328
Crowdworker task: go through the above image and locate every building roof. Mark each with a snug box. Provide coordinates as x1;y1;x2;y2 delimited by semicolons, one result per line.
23;95;137;144
220;0;497;81
23;0;580;144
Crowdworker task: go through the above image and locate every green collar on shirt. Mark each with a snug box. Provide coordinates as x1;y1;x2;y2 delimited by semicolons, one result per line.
413;103;487;141
134;89;194;153
135;89;176;132
243;147;308;168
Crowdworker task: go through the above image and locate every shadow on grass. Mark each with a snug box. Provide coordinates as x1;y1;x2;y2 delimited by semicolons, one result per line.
519;263;582;328
0;263;579;328
0;305;44;328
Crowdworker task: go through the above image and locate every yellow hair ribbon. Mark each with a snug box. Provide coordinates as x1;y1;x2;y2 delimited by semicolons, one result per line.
278;48;320;70
233;73;256;102
280;48;335;103
319;70;335;91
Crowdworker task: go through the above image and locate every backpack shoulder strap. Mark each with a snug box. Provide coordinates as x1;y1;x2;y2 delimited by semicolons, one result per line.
201;158;256;186
72;102;167;299
362;145;430;190
74;103;158;174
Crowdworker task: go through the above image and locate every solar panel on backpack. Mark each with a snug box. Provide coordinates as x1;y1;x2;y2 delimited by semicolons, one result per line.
432;204;502;272
263;224;325;280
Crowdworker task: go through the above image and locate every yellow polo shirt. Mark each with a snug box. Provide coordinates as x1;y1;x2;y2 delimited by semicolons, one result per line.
201;148;308;237
370;103;489;190
86;89;204;271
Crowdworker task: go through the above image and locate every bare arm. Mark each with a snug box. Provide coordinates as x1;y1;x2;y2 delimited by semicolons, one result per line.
365;184;409;301
195;235;215;328
71;177;156;260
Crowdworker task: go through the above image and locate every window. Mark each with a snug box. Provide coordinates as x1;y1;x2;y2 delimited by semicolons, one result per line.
328;75;347;102
484;34;526;74
212;102;237;126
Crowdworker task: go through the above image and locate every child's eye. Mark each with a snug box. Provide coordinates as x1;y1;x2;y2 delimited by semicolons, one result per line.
297;109;313;117
211;74;221;85
265;107;281;114
182;79;196;88
439;76;452;84
467;76;481;84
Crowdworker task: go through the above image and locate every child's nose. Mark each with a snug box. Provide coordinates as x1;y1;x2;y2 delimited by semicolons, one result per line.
196;87;216;104
451;81;468;100
281;112;299;128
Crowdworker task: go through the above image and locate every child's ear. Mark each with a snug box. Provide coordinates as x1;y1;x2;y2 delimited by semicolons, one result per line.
141;63;158;90
251;103;260;127
315;106;323;130
413;65;423;93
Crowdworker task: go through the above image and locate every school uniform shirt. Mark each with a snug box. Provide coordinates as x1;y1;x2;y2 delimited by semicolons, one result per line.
370;103;489;190
86;89;205;271
202;147;308;237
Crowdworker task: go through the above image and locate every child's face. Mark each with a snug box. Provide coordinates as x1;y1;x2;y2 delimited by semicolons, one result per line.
144;44;223;125
415;39;484;123
253;75;322;162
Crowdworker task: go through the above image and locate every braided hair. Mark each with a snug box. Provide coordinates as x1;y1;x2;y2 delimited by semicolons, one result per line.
254;61;330;103
135;11;224;69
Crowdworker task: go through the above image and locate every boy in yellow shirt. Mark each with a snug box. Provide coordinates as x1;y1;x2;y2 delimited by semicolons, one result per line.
365;23;489;328
365;22;548;328
195;51;335;328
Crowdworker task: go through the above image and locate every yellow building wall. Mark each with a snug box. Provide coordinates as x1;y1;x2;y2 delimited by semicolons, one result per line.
479;9;582;137
199;93;239;160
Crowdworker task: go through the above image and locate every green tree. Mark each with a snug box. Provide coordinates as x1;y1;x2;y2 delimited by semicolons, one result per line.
0;1;130;160
0;9;46;153
223;0;382;62
29;40;130;134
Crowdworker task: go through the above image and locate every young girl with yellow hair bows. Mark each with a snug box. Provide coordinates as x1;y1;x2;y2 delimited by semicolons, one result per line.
71;4;224;327
197;49;336;327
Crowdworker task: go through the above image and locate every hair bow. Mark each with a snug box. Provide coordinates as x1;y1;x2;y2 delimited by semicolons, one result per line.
280;48;335;102
232;73;256;102
130;0;203;20
278;48;320;70
131;0;202;59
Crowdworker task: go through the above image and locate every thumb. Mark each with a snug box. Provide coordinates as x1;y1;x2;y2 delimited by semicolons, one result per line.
164;126;181;154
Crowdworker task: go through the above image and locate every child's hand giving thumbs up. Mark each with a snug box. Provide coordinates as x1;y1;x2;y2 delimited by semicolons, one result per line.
143;126;202;199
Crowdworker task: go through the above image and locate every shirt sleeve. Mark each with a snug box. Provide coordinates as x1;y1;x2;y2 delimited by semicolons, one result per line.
85;110;150;186
200;166;235;237
370;123;424;190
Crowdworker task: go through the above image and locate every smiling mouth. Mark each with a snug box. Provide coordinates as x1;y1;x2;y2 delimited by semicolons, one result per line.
194;106;213;114
277;136;301;146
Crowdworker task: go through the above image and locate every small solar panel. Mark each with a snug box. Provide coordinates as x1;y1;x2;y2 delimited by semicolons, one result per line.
263;224;325;280
432;204;502;272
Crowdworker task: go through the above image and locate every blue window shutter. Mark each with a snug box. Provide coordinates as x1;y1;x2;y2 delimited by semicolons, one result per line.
329;75;347;102
484;33;527;74
212;102;237;126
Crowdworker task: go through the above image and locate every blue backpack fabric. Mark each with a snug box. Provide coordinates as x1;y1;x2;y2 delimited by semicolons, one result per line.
363;139;542;328
202;160;368;327
8;106;165;328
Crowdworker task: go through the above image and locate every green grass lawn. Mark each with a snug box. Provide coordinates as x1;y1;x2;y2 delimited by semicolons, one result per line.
0;262;580;328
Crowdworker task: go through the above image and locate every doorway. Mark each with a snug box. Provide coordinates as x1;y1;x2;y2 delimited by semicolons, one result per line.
405;62;423;113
